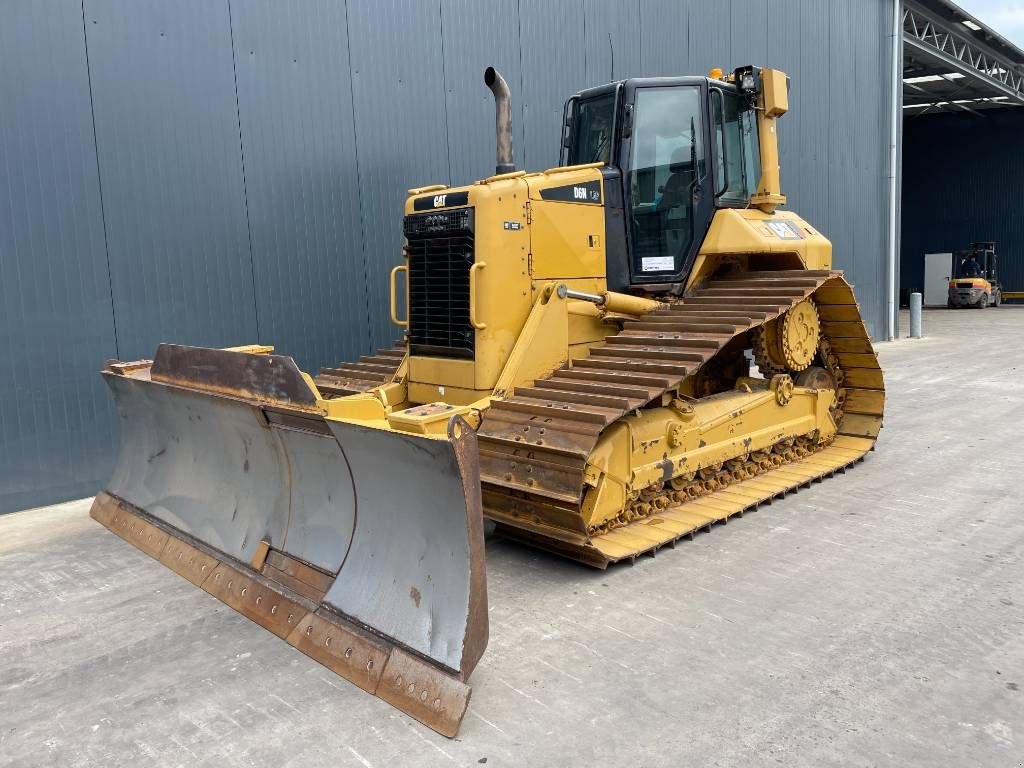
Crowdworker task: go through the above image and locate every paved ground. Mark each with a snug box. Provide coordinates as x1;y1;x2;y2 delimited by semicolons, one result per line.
2;307;1023;767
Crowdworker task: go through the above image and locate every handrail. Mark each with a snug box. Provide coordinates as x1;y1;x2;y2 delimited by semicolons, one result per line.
389;265;408;327
469;262;487;330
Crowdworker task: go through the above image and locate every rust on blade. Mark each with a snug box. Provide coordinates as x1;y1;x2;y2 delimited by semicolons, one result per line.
104;359;153;376
261;549;333;602
91;492;169;559
286;610;390;694
377;648;472;738
148;343;320;412
160;534;220;587
90;490;119;526
203;562;312;640
449;416;489;679
90;492;478;738
249;539;271;572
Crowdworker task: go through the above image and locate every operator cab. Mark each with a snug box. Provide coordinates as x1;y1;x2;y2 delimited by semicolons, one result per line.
561;67;765;292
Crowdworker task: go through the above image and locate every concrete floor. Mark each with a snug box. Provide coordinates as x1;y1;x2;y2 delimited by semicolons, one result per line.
2;307;1023;768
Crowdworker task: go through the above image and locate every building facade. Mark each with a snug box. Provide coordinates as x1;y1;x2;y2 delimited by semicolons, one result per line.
0;0;898;512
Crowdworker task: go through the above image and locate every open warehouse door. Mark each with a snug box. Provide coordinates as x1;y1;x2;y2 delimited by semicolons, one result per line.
900;0;1024;307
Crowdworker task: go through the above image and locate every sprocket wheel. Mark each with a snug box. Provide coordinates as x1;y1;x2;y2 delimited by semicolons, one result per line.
753;299;821;375
781;299;821;372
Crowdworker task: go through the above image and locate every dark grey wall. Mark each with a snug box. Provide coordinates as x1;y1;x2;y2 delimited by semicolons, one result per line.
901;109;1024;296
1;1;118;511
0;0;896;513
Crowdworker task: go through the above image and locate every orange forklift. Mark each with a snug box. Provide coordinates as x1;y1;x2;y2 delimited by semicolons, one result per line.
948;241;1002;309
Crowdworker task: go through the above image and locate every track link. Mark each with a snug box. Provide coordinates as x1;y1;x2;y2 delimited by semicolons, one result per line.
477;270;885;566
315;341;406;397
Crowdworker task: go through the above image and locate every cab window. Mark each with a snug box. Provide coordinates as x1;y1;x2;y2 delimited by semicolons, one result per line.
627;86;705;276
711;88;759;203
568;95;616;165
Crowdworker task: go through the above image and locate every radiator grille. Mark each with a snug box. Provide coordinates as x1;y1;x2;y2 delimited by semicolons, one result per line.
403;207;475;359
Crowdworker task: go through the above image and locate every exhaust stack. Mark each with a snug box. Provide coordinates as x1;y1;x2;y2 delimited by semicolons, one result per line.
484;66;515;174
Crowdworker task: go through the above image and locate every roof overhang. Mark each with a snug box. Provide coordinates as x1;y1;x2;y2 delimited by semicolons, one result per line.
903;0;1024;117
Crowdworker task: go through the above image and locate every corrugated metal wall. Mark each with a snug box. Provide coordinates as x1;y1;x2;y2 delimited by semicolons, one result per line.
0;0;896;513
901;109;1024;295
0;0;118;511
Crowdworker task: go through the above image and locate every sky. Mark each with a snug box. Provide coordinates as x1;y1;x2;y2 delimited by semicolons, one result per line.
954;0;1024;50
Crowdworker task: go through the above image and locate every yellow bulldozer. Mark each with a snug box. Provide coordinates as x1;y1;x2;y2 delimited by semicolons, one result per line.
91;65;884;737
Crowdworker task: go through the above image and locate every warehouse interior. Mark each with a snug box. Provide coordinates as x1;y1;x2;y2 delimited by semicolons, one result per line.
900;0;1024;306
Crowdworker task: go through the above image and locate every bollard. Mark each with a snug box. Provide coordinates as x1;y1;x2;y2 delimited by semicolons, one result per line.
909;292;923;338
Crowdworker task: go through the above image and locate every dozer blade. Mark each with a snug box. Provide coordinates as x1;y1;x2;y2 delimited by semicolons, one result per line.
91;344;487;737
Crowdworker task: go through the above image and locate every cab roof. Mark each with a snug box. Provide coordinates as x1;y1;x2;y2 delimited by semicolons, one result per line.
573;75;723;101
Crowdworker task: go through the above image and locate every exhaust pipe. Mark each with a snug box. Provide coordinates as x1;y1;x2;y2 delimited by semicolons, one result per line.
484;66;515;174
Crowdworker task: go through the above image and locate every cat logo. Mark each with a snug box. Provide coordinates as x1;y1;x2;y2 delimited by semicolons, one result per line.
573;186;587;200
412;190;468;210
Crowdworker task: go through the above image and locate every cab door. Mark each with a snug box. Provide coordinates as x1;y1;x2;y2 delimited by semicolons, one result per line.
617;80;715;286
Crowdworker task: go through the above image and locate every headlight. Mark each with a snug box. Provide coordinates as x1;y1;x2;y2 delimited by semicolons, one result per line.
741;72;757;91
